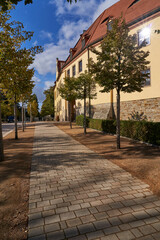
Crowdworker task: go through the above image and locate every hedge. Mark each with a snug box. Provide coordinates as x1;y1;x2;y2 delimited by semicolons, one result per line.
76;115;160;146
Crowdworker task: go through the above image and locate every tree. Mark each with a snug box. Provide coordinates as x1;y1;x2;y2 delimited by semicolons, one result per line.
0;91;6;161
58;77;78;129
90;17;150;149
0;0;78;11
27;94;39;121
41;86;54;118
0;8;42;139
76;71;96;135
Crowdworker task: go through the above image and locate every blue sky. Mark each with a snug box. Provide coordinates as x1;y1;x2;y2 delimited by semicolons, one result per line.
10;0;119;107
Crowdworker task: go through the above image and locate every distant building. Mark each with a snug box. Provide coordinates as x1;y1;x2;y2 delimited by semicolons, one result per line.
54;0;160;122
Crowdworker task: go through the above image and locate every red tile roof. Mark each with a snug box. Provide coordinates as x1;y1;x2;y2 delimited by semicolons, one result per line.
58;0;160;69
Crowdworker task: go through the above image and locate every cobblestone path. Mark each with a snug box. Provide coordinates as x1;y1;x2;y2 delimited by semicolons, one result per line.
28;124;160;240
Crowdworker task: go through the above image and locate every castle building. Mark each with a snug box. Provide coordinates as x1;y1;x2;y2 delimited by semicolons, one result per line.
54;0;160;122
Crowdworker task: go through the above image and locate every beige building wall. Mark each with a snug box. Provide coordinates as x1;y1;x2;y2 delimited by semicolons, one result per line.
55;14;160;122
113;16;160;103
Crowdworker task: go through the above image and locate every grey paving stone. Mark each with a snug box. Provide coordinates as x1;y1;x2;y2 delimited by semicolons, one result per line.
47;230;65;240
28;234;46;240
87;230;104;239
101;234;119;240
78;223;95;234
152;232;160;240
104;226;120;235
44;222;60;233
28;226;44;238
139;225;156;235
28;218;44;229
116;230;135;240
152;222;160;231
64;227;79;238
93;219;110;230
45;215;60;224
60;211;76;221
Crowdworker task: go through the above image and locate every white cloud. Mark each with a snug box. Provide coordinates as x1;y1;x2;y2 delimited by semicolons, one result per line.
93;0;119;21
49;0;97;17
32;75;41;83
33;40;38;46
32;43;68;75
44;81;55;90
33;85;45;103
40;30;53;41
32;19;91;75
59;19;90;41
33;0;119;76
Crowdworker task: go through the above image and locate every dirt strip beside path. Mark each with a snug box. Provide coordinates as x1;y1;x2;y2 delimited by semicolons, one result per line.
0;126;35;240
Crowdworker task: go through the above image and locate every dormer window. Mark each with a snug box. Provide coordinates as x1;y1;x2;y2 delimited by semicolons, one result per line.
70;48;77;60
81;33;90;49
82;38;85;48
128;0;141;8
70;51;72;60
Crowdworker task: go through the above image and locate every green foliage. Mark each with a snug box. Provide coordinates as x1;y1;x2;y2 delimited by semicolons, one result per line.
41;86;54;117
76;115;89;127
0;0;32;11
90;16;150;148
0;8;43;103
76;115;160;146
76;71;97;100
1;101;14;121
120;120;160;145
0;0;78;11
58;77;78;102
90;17;150;93
27;94;39;117
76;115;116;133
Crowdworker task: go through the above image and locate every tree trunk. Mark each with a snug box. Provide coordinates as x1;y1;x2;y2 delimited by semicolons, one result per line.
69;102;72;129
88;47;91;118
84;88;87;135
88;84;91;118
116;89;120;149
30;103;32;122
24;105;26;128
22;102;24;132
14;96;18;140
0;102;4;161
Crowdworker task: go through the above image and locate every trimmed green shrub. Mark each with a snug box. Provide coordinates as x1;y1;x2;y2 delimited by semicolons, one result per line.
120;120;160;145
76;115;160;146
76;115;89;127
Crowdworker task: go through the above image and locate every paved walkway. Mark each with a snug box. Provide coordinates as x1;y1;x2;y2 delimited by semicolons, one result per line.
28;124;160;240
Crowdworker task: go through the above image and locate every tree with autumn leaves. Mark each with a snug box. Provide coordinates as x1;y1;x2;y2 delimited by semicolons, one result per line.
41;86;54;119
0;8;42;161
27;94;39;122
0;0;78;11
90;17;150;149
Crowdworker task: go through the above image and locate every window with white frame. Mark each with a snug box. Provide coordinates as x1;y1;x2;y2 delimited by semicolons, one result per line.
72;65;76;76
67;69;70;77
142;68;151;86
138;26;151;46
79;60;82;73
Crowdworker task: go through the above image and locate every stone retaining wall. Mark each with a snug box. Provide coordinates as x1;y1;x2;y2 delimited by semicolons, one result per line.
76;97;160;122
118;97;160;122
